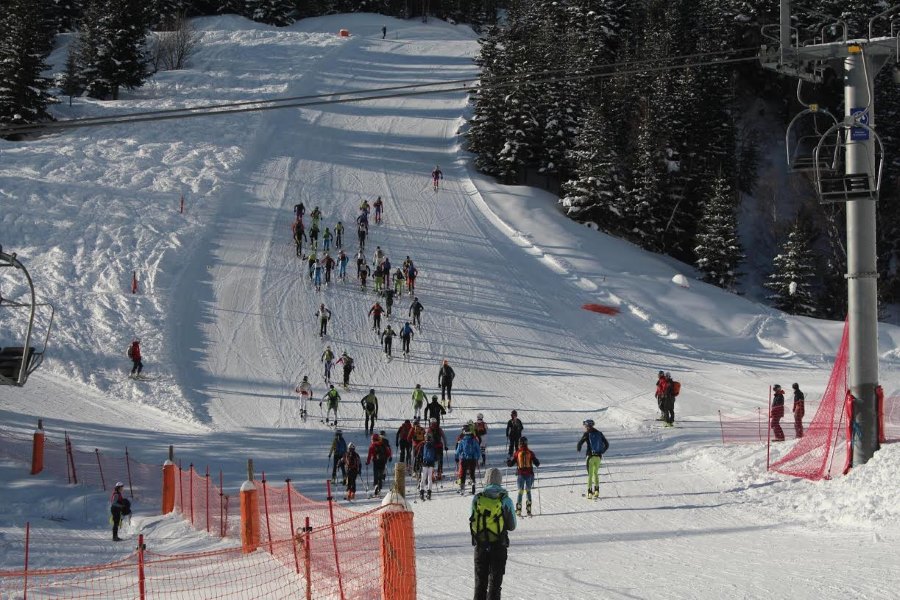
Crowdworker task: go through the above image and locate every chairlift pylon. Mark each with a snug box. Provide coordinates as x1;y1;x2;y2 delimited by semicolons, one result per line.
0;246;55;386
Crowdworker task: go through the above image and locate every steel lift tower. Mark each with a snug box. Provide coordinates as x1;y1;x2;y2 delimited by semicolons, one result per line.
760;1;900;468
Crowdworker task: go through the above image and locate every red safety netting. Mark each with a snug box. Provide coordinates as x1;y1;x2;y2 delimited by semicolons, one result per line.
173;463;231;538
718;408;765;444
770;321;850;480
882;393;900;443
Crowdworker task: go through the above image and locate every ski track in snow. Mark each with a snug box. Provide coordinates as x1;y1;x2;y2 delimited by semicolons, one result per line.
2;14;900;600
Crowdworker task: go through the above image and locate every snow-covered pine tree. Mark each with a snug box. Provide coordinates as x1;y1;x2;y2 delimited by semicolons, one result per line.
694;174;744;289
466;25;506;176
246;0;295;25
151;0;188;28
560;103;628;233
0;0;55;129
58;46;84;105
766;219;818;316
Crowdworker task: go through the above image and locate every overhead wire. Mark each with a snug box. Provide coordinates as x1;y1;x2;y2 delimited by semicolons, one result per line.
0;47;760;137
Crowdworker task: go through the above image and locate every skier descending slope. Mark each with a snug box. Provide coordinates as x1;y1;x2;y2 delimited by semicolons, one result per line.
576;419;609;500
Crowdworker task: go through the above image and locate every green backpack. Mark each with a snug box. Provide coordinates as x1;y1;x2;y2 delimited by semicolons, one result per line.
470;492;507;545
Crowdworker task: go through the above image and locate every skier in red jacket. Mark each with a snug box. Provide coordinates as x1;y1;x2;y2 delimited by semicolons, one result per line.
127;339;143;377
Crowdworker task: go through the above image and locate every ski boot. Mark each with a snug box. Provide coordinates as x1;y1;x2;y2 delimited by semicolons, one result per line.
526;501;532;516
426;490;432;500
592;488;600;499
471;484;476;495
374;485;381;496
419;489;425;501
515;504;522;516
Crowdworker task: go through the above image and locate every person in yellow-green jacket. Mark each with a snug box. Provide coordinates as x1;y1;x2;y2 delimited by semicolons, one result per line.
411;383;428;420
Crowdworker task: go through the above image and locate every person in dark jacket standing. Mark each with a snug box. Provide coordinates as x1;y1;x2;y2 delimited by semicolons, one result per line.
128;339;143;376
424;395;446;426
438;359;455;410
110;482;131;541
470;467;516;600
770;384;786;441
792;383;805;438
505;410;523;458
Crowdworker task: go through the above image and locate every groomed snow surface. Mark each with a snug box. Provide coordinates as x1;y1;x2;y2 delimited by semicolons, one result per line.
2;13;900;599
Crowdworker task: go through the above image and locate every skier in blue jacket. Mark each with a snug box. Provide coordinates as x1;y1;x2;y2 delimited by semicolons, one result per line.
455;427;482;495
417;433;439;500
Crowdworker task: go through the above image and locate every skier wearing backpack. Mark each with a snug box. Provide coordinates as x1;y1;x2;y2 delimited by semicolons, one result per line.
792;383;805;438
455;426;482;495
411;384;427;419
655;370;668;420
309;222;320;252
374;262;385;293
505;410;523;458
393;267;405;295
316;303;332;337
368;301;384;332
425;395;446;427
406;261;418;294
357;217;368;250
294;375;313;420
127;339;143;377
313;258;324;292
409;297;424;329
309;206;322;229
322;384;341;426
428;418;448;478
294;202;305;221
341;442;361;500
292;220;307;256
506;437;540;516
366;433;392;496
382;287;395;317
431;165;443;191
337;250;349;281
474;414;488;466
336;352;354;388
576;419;609;499
400;321;414;356
321;345;335;383
334;221;344;249
396;419;413;466
663;372;679;426
417;433;439;500
470;468;516;600
110;482;132;541
373;195;384;224
356;250;365;279
381;324;396;356
323;227;332;252
361;389;379;435
359;263;371;290
328;430;348;484
323;253;336;285
438;359;455;409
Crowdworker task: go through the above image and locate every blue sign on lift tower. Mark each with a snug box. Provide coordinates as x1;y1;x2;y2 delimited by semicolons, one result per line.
850;107;870;140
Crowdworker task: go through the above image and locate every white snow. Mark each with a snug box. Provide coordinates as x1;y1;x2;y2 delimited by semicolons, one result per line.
1;12;900;599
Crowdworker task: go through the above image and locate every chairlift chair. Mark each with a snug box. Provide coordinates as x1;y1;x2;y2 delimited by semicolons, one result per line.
785;104;840;172
813;121;885;203
0;248;55;386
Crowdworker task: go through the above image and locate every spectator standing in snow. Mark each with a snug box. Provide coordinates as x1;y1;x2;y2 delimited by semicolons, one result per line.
792;383;805;438
127;339;143;376
110;482;131;541
382;25;387;39
770;384;786;442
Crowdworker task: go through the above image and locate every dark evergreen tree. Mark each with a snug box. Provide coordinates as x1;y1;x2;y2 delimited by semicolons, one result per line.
0;0;55;129
766;219;818;316
246;0;295;24
465;25;506;176
58;44;85;104
49;0;83;33
694;174;744;289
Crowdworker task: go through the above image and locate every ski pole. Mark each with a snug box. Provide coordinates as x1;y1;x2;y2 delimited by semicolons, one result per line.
364;463;370;495
535;473;542;516
604;461;621;499
569;458;580;493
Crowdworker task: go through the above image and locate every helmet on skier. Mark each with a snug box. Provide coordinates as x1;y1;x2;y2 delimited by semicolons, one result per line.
348;442;355;450
133;338;140;344
403;419;410;424
370;388;375;394
467;419;474;427
773;384;782;391
329;384;335;390
415;383;421;389
335;429;343;436
519;437;528;446
476;413;483;421
431;395;438;401
792;383;799;390
665;372;671;378
414;296;418;301
583;419;595;427
658;370;665;376
510;410;517;417
372;434;380;442
115;481;124;489
302;376;308;382
379;430;386;437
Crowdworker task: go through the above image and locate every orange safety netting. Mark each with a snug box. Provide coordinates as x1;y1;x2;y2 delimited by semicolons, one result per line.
173;464;231;538
769;320;851;480
717;408;765;444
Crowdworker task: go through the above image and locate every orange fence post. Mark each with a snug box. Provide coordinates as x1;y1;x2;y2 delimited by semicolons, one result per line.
30;420;44;475
325;480;346;600
285;479;300;575
303;516;312;600
137;534;146;600
162;446;175;514
379;509;416;600
240;460;259;553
